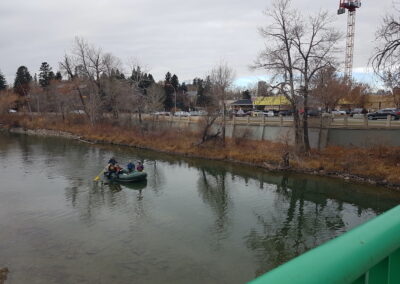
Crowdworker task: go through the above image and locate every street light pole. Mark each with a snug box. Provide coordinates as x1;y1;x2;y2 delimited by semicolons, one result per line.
174;87;177;112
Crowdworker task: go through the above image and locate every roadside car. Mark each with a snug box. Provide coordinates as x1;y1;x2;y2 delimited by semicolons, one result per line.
265;110;279;117
278;109;293;116
189;110;208;116
367;108;400;120
234;109;251;117
250;110;263;117
174;111;191;117
307;109;321;117
350;108;364;117
154;111;171;116
331;110;347;115
70;110;85;114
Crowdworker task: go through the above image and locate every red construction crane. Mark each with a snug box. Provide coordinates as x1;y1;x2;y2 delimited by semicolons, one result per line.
338;0;361;78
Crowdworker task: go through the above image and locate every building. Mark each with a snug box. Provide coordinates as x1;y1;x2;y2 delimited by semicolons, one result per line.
253;95;291;111
230;99;253;111
365;94;397;110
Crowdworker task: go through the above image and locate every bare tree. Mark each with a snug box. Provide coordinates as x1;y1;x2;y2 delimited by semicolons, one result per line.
59;37;122;124
372;12;400;108
253;0;341;152
127;60;152;124
311;67;351;111
209;61;235;145
344;82;369;108
372;13;400;71
381;71;400;108
0;90;18;114
145;83;165;113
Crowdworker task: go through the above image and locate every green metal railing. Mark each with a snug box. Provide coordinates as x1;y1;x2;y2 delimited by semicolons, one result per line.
248;205;400;284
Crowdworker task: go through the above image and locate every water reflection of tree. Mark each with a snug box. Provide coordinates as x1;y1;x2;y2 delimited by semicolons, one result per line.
146;160;165;195
197;167;231;244
245;175;346;277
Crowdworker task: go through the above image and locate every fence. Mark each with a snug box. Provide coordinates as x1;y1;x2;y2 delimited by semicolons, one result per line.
144;114;400;129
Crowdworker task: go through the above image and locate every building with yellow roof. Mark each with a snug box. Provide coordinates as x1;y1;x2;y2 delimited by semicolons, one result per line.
253;95;291;110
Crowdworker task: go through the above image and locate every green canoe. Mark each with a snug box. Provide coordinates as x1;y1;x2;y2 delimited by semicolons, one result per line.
105;170;147;183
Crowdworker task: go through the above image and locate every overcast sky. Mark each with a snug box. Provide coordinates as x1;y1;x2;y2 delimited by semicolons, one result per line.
0;0;395;87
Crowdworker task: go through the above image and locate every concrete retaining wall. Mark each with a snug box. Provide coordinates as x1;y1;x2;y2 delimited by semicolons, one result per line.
126;116;400;148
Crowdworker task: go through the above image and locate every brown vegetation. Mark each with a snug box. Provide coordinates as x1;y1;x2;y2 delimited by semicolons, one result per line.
1;114;400;187
0;91;18;114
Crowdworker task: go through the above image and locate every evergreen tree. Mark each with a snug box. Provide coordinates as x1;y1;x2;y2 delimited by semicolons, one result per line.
13;66;32;96
115;69;125;80
171;74;179;89
196;76;212;107
55;71;62;80
179;82;188;92
0;70;7;90
242;89;251;100
165;72;171;83
176;81;188;110
49;71;55;81
130;66;141;82
163;72;174;110
39;62;53;87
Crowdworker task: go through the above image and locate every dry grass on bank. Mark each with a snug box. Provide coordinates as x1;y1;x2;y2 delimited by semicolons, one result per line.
2;114;400;185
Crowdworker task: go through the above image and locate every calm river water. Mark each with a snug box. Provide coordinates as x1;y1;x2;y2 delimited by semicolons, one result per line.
1;132;399;284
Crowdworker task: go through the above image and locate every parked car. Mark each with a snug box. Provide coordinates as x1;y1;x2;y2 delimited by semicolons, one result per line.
8;109;17;113
174;111;191;117
278;109;293;116
154;111;171;116
265;110;279;117
250;110;264;117
189;110;208;116
235;109;246;117
234;109;252;117
350;108;365;117
306;109;321;117
350;108;363;116
367;108;400;120
331;110;347;115
70;110;85;114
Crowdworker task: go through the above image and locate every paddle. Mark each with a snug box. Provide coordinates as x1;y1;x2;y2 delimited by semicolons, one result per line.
94;165;108;182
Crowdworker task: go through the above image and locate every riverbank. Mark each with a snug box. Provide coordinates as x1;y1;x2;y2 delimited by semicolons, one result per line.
1;114;400;190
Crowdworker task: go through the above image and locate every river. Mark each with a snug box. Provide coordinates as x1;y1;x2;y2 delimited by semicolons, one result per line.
0;132;399;284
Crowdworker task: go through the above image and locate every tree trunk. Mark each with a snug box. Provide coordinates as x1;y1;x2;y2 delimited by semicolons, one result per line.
222;103;226;145
138;108;142;124
292;108;304;152
302;93;310;152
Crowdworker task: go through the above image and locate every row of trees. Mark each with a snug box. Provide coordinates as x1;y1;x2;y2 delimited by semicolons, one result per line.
1;0;398;152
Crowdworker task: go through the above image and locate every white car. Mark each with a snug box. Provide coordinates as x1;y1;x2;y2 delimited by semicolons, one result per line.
174;111;191;117
331;110;346;115
154;111;171;116
189;110;208;116
8;109;17;113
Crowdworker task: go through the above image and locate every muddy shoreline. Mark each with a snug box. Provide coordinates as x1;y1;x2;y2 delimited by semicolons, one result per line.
3;126;399;191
